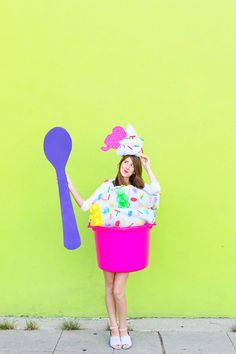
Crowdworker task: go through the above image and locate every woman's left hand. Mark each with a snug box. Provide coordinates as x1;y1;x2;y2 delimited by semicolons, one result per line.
140;154;151;170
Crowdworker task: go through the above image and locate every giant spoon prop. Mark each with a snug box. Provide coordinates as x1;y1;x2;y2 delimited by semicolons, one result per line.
43;127;81;250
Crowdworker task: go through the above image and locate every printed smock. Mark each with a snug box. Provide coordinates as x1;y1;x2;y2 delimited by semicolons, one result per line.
81;178;161;227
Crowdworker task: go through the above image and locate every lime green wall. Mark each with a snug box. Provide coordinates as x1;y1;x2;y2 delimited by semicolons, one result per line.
0;1;235;317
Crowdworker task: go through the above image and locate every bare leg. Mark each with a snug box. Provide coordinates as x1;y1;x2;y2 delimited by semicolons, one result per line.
113;272;129;335
102;271;119;336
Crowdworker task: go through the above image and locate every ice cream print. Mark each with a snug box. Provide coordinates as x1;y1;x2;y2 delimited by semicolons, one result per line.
88;179;160;228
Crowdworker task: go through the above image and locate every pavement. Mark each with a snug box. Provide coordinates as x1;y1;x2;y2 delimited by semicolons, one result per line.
0;317;236;354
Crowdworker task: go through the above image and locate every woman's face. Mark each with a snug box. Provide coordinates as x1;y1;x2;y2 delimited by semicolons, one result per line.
120;157;135;178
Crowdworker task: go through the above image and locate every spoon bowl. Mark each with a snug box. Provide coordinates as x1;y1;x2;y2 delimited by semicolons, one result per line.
44;127;72;170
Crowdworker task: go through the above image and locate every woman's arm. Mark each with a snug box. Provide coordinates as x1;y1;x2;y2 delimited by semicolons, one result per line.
145;165;158;184
140;154;161;194
66;173;84;208
66;173;109;211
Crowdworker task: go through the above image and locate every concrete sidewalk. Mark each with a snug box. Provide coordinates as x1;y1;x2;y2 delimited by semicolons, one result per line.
0;317;236;354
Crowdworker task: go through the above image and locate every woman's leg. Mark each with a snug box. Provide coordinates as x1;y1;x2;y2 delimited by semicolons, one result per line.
102;270;119;334
113;272;130;335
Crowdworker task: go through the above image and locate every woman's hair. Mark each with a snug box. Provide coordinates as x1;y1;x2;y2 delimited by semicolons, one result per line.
113;155;145;189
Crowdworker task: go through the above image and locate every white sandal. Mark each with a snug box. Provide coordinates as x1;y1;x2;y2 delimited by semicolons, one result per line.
119;327;132;349
109;325;122;350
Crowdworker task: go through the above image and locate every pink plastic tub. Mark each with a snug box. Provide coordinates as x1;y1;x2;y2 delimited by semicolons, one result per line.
88;223;156;272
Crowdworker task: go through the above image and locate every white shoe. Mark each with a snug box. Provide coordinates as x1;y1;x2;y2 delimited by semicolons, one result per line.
109;325;122;350
119;327;132;349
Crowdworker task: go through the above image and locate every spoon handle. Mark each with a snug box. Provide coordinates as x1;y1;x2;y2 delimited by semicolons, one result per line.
57;169;81;249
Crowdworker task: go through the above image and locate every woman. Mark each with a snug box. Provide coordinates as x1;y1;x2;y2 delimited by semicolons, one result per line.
66;153;161;350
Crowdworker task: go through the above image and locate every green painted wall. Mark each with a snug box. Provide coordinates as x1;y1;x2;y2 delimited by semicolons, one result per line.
0;1;235;317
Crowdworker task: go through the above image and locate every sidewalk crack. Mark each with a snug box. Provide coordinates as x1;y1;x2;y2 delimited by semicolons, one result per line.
226;331;236;352
52;329;63;353
158;331;166;354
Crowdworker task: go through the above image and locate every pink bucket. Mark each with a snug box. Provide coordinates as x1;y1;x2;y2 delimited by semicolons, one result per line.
88;223;156;272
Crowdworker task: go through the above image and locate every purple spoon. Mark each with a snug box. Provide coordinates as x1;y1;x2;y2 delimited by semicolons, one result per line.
43;127;81;250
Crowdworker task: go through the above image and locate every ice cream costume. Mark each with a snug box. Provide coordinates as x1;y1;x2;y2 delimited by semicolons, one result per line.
83;123;161;272
81;178;161;228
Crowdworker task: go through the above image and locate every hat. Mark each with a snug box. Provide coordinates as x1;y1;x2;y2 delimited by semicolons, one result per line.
100;124;144;157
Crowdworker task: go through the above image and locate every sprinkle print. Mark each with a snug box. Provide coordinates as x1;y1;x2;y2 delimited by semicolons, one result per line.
102;207;110;214
131;197;137;202
114;209;120;217
90;178;160;227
